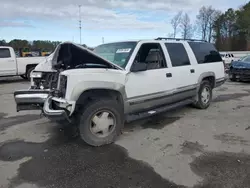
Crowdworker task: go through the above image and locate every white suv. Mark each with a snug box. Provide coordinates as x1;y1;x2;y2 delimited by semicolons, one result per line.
14;38;226;146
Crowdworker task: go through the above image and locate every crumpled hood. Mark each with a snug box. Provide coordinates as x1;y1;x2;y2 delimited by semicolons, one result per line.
34;42;123;72
34;53;55;72
231;61;250;69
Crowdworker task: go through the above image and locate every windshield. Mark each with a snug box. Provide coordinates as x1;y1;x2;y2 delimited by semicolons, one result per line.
239;55;250;62
93;42;137;68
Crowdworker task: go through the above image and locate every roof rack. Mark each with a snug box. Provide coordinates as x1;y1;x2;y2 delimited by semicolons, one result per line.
155;37;207;42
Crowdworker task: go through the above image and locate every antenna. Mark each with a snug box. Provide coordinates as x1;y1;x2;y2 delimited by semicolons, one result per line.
78;5;82;45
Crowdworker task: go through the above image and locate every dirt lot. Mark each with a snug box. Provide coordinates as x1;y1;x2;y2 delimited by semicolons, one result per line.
0;77;250;188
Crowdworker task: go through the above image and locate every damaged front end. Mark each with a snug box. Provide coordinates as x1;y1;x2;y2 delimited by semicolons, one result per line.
14;42;122;112
229;61;250;81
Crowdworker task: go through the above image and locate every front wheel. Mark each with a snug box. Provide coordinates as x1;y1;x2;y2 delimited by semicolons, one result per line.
78;99;124;146
192;80;212;109
229;73;237;82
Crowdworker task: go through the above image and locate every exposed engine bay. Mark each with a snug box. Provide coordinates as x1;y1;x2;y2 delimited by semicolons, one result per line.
31;42;121;90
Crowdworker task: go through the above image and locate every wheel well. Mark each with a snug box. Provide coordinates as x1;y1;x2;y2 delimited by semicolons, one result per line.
202;76;215;88
26;64;37;73
76;89;124;110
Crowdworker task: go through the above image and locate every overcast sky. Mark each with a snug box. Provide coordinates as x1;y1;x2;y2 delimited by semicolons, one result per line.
0;0;248;47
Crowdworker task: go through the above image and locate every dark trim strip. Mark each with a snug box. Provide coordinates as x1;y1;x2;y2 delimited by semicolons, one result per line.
129;88;196;105
127;84;198;101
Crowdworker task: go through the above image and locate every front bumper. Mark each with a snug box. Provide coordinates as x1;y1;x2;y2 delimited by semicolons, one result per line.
42;97;76;121
229;68;250;80
14;89;50;112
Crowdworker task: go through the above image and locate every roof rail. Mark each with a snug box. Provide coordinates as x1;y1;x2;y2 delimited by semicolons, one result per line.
155;37;207;42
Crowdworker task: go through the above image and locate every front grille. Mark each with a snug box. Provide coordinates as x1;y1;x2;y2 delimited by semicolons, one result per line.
33;72;59;90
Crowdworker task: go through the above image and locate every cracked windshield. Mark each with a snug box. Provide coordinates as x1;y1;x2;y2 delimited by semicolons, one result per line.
1;0;250;188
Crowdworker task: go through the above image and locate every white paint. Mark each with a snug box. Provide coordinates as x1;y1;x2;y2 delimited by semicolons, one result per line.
0;46;46;76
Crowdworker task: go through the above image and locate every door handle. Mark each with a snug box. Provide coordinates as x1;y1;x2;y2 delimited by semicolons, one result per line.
7;60;15;62
166;73;172;77
190;69;195;73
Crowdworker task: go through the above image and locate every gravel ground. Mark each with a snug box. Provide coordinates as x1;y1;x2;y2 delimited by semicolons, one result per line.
0;77;250;188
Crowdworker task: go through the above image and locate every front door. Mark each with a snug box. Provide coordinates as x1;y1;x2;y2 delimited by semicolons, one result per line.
125;42;175;113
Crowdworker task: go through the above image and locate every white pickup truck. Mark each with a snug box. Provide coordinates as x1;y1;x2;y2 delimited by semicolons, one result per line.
14;39;226;146
0;46;46;80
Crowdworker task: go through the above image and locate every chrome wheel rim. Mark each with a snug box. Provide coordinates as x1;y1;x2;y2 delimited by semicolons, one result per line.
201;86;211;104
90;110;116;138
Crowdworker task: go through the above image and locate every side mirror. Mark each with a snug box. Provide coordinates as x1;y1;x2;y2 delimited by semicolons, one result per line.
131;62;147;72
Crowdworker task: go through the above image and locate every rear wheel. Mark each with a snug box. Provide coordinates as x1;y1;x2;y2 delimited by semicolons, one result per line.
26;67;35;81
78;99;124;146
20;75;28;80
192;80;212;109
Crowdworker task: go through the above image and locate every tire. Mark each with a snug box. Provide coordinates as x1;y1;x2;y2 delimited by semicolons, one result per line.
26;67;35;81
192;80;212;109
229;74;237;82
20;75;28;80
78;99;124;146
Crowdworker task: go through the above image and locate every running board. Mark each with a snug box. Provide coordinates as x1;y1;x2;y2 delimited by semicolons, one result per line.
125;99;193;123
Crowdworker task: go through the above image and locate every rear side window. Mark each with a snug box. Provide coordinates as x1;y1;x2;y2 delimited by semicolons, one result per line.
188;42;222;64
0;48;11;58
165;43;190;67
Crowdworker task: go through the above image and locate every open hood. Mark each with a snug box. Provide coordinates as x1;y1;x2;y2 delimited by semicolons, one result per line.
52;42;123;70
35;42;123;72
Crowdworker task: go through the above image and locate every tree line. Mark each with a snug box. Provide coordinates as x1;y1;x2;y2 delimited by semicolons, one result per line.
0;39;93;52
1;2;250;52
170;1;250;51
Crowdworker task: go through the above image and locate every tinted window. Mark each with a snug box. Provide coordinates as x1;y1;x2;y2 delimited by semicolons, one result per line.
165;43;190;67
188;42;222;64
0;48;11;58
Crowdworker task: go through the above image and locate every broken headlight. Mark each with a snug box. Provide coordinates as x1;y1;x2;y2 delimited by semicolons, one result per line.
58;75;67;98
30;71;42;78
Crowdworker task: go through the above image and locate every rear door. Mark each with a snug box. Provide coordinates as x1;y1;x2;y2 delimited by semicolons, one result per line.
164;42;197;97
0;48;16;76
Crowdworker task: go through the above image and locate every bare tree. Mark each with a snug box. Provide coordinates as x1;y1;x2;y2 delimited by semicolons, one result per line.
196;6;216;42
208;10;221;42
180;13;193;39
171;11;182;38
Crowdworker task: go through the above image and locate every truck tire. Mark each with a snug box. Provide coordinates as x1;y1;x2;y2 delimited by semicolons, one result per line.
26;67;35;81
78;99;124;146
192;80;212;109
20;75;28;80
229;74;237;82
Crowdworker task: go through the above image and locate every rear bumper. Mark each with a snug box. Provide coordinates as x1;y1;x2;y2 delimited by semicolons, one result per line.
14;89;50;112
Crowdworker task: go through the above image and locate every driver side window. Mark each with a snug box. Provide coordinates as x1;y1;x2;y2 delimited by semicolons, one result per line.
134;43;167;70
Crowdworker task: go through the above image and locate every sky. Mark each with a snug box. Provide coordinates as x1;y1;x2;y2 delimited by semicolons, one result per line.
0;0;248;47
